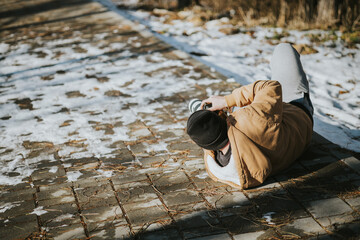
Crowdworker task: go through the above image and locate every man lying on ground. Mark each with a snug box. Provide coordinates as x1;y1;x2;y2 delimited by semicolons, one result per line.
186;43;314;189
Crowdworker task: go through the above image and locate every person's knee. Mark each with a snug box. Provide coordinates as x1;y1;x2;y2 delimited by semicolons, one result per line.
274;43;293;55
273;43;300;60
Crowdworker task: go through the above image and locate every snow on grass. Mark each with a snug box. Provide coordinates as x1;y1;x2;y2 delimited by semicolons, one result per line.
129;10;360;153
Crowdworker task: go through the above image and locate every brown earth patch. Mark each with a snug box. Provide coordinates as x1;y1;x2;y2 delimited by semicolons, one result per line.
14;98;33;110
105;90;131;97
66;91;86;98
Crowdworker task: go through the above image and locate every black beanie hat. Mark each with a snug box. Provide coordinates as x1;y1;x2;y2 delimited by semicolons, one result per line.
186;110;229;150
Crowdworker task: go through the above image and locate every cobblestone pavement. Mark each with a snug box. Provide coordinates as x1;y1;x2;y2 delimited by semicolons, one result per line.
1;0;360;239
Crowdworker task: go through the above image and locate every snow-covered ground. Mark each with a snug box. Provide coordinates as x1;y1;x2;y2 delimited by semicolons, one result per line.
128;9;360;153
0;19;205;185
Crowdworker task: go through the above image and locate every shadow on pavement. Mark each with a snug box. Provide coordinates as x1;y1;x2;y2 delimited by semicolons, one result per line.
117;133;360;239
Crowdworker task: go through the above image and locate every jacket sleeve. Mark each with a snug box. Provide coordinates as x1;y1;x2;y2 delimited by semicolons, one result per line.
224;80;283;123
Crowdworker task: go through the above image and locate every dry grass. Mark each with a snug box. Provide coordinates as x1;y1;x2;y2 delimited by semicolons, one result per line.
119;0;360;31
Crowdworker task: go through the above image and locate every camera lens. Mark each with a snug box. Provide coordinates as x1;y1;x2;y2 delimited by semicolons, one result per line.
189;99;202;113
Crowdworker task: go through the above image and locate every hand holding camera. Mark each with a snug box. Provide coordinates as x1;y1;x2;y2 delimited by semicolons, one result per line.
189;96;228;113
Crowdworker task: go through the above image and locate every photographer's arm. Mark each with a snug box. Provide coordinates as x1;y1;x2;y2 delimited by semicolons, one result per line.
200;96;228;111
225;80;282;109
200;80;282;113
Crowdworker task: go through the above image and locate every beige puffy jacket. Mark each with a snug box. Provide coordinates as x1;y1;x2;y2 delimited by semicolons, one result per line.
204;80;313;189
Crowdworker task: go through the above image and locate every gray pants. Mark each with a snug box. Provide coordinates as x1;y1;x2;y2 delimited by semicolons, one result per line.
271;43;313;116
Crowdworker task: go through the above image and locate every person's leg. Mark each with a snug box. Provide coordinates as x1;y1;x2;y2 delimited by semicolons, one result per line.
271;43;313;115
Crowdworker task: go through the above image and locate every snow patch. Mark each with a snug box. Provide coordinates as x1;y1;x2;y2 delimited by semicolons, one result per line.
31;206;48;216
263;212;276;225
66;171;82;182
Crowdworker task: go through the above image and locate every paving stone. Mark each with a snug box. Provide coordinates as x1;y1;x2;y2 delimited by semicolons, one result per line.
233;231;267;240
174;211;219;230
37;187;73;201
114;179;150;190
126;205;170;226
0;200;35;219
0;188;36;202
40;203;79;224
38;195;76;206
286;182;335;202
116;185;158;204
75;184;118;209
129;127;152;138
342;157;360;174
327;220;360;238
300;144;330;161
0;221;38;240
36;160;62;169
169;202;208;213
47;223;87;240
138;228;182;240
168;141;199;152
62;157;99;167
249;190;306;218
183;159;206;173
279;217;326;237
273;162;310;183
38;182;73;191
126;142;149;157
111;172;148;186
162;189;203;206
151;171;190;186
138;155;168;168
310;132;333;146
43;212;81;228
254;177;281;190
301;156;338;172
182;225;227;239
156;129;185;141
101;150;135;166
189;233;232;240
0;214;38;227
132;220;173;233
191;177;229;193
83;205;127;232
89;225;131;239
33;176;68;187
305;198;353;218
123;198;163;212
75;183;113;200
344;197;360;207
331;148;354;160
333;172;360;182
67;162;99;171
287;170;359;202
317;214;357;229
219;214;266;235
205;191;250;209
31;167;66;180
157;182;195;194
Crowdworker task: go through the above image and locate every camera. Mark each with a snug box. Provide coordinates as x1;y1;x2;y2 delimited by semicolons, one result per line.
189;99;212;113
